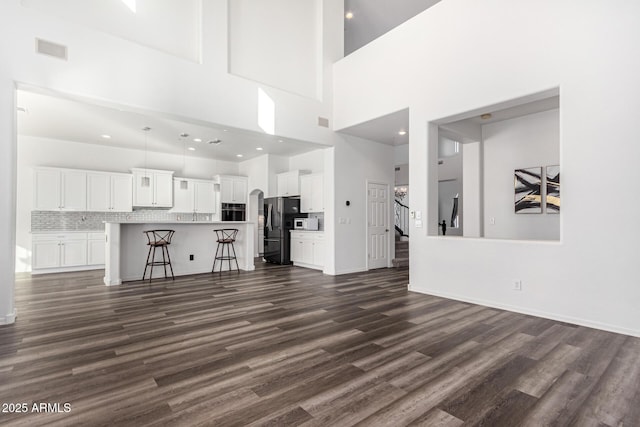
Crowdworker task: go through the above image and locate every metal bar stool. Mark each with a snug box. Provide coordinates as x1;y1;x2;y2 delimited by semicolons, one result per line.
142;230;175;282
212;229;240;273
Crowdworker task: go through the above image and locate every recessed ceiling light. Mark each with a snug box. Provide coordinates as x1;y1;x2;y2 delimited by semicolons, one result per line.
236;154;243;158
101;134;111;139
345;11;354;19
256;147;263;151
398;130;407;136
278;139;283;143
193;138;202;142
223;129;228;132
187;147;196;151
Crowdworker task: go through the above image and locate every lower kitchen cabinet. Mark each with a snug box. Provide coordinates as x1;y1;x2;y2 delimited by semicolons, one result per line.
87;232;106;265
32;232;105;273
290;231;324;270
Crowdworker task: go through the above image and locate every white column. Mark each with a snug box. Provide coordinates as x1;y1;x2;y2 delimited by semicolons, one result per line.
104;222;122;286
0;78;16;324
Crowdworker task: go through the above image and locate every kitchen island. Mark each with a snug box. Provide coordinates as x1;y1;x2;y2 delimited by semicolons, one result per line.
104;221;254;285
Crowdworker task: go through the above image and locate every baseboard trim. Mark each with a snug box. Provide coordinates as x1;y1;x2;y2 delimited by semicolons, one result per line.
334;267;368;275
0;309;17;325
411;287;640;338
32;265;104;275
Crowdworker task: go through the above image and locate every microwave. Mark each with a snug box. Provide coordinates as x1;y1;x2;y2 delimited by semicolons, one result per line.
294;217;319;231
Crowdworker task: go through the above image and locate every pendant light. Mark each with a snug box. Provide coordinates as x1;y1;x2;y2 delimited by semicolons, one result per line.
141;126;151;187
179;133;189;189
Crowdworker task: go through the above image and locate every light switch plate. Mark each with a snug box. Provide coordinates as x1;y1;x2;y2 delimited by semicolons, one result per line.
415;219;423;228
415;211;422;220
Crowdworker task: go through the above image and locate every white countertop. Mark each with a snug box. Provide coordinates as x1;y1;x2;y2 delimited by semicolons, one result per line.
104;221;253;225
290;229;324;233
31;230;103;234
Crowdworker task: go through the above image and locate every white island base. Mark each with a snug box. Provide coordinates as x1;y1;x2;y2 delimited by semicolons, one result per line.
104;221;254;285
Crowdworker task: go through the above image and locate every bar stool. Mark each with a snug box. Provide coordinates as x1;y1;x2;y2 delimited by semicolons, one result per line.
212;229;240;273
142;230;175;282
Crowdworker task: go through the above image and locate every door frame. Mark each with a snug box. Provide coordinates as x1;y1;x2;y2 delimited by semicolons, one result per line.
366;180;392;270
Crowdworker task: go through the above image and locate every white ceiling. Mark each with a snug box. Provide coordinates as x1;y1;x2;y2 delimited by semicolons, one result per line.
344;0;441;55
338;109;409;146
17;90;326;162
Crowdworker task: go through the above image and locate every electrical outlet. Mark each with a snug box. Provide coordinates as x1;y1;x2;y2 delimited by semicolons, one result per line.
513;280;522;291
490;217;496;225
189;254;194;261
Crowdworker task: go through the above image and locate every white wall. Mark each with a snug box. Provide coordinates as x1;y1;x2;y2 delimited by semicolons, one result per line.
332;134;395;274
21;0;201;62
16;135;238;272
239;154;269;195
462;141;482;237
229;0;321;99
483;109;559;240
0;78;17;324
394;144;409;166
288;149;325;173
1;0;342;145
333;0;640;336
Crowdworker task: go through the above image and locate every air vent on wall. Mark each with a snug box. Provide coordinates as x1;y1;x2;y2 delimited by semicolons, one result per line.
35;38;68;61
317;116;329;128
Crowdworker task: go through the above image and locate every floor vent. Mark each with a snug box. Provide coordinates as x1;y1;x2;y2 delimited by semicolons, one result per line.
317;116;329;128
35;38;68;61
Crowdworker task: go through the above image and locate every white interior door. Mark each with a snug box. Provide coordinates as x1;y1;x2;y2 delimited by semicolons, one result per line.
367;182;390;269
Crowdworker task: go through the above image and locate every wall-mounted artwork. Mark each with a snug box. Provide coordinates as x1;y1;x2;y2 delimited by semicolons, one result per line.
514;167;542;213
546;165;560;213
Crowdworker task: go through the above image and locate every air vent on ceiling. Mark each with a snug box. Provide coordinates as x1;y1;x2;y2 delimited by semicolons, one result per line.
35;38;68;61
317;116;329;128
395;167;400;171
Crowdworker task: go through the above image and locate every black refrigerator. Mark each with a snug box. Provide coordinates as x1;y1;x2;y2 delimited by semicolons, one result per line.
263;197;300;264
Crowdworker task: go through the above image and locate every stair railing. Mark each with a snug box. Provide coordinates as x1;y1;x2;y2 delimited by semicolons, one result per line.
394;199;409;237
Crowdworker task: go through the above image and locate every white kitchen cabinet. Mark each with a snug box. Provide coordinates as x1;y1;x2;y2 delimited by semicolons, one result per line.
60;238;88;267
290;231;324;270
300;173;324;213
277;170;309;197
87;232;106;265
131;168;174;207
33;167;87;211
32;233;91;270
110;174;134;211
32;239;60;269
218;175;247;204
194;180;216;212
87;172;132;212
312;235;325;266
171;178;216;213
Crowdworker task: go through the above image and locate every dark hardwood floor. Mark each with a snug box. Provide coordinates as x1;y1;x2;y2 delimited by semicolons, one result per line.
0;262;638;426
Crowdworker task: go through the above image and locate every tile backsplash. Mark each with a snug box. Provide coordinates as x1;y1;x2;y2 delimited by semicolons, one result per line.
31;211;213;232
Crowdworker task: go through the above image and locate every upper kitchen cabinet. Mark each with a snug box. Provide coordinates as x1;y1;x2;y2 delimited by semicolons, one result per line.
217;175;247;204
170;178;216;213
300;173;324;213
87;172;133;212
33;167;87;211
131;168;174;208
276;170;308;197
